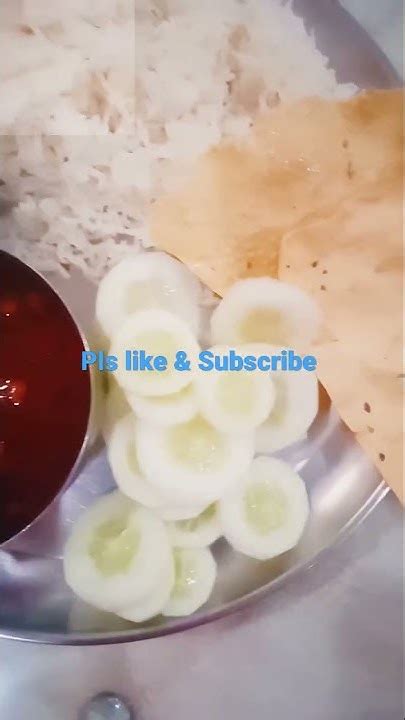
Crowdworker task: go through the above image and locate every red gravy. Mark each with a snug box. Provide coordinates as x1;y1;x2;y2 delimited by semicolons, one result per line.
0;252;90;544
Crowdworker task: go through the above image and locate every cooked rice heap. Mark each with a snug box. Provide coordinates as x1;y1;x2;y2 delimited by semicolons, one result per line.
0;0;356;279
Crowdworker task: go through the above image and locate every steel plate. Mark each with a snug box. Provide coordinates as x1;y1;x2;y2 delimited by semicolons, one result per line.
0;0;400;645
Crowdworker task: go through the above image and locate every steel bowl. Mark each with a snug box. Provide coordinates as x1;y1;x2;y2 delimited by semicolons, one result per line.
0;0;400;645
0;252;92;550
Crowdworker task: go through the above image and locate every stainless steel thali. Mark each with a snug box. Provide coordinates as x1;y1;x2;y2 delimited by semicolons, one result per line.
0;0;400;645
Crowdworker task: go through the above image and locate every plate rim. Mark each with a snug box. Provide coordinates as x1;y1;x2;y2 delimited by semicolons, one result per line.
0;481;389;645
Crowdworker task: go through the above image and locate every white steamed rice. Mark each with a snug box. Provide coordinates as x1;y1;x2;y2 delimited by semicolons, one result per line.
0;0;357;280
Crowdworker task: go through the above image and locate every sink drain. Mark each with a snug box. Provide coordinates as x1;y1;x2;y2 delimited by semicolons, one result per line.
79;693;134;720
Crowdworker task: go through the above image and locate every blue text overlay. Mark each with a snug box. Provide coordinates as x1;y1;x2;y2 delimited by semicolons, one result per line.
81;349;317;373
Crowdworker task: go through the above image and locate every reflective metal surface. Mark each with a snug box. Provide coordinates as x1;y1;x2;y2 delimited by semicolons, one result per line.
1;491;402;719
0;0;400;645
79;693;134;720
